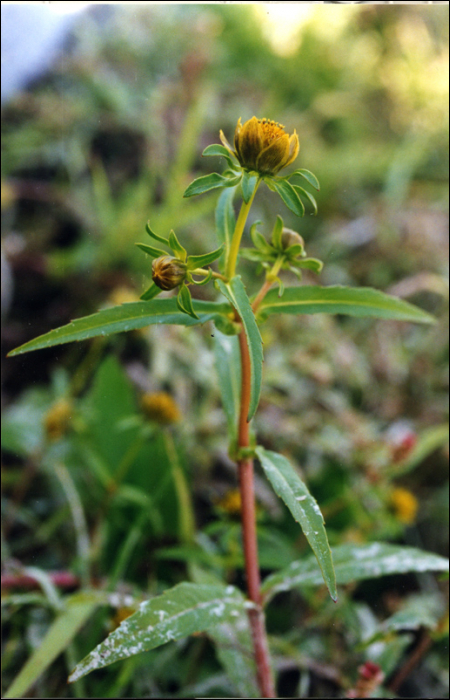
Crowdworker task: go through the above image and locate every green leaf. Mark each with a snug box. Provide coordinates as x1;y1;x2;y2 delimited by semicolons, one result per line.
202;144;236;168
135;242;167;258
187;244;225;270
293;258;324;274
216;277;263;421
271;215;284;249
241;172;259;204
176;284;198;319
392;424;449;476
257;286;436;324
215;187;236;248
239;248;269;263
140;283;161;301
255;447;337;601
209;620;260;698
168;230;187;261
184;173;235;198
261;543;449;603
68;583;246;683
271;178;305;217
4;592;99;699
7;299;231;356
292;185;318;215
250;222;273;255
213;331;241;442
288;168;320;191
146;222;169;245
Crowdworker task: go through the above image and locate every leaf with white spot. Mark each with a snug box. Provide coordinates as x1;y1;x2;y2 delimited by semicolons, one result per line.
256;446;337;601
261;543;449;603
68;583;246;683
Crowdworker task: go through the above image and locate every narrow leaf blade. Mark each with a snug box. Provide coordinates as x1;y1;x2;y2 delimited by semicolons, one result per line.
216;277;263;421
262;543;449;603
257;286;436;324
140;283;161;301
187;244;225;269
146;222;168;245
271;179;305;217
213;331;241;441
202;144;236;168
256;447;337;601
288;168;320;191
4;592;99;699
176;284;198;319
7;299;231;356
184;173;232;198
241;172;259;204
68;583;245;683
136;242;167;258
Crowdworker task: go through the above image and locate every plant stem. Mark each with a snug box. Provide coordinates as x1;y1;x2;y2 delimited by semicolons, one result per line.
225;182;260;280
237;328;276;698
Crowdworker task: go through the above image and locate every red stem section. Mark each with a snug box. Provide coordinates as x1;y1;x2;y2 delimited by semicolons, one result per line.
237;329;276;698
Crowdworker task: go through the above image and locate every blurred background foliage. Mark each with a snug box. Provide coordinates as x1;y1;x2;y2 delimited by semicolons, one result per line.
1;3;448;698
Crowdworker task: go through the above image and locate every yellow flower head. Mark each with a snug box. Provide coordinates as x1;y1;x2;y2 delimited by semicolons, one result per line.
141;392;181;425
44;399;72;441
151;256;187;291
390;487;418;525
220;116;299;176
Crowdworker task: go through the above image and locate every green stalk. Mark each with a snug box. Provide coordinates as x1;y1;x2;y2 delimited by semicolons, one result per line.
225;181;260;280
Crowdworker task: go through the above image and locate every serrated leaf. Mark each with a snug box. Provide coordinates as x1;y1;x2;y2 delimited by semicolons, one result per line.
68;583;245;683
136;242;167;258
241;172;259;204
176;284;198;319
140;283;161;301
168;230;187;261
213;331;241;441
271;215;284;249
256;447;337;601
216;277;263;421
288;168;320;191
292;184;318;215
4;592;99;699
146;222;169;245
187;244;225;270
271;179;305;217
7;299;231;356
261;543;449;603
257;286;435;324
184;173;236;198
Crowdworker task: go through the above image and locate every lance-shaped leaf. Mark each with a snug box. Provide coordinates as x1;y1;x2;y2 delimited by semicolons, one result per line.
271;179;305;217
271;215;284;249
255;447;337;601
168;230;187;261
287;168;320;191
146;221;169;245
7;299;231;356
4;592;100;699
187;244;225;270
136;242;167;258
257;286;435;324
216;277;263;421
176;284;198;319
292;185;318;215
213;331;241;442
202;144;237;168
241;172;259;204
68;583;246;683
184;173;239;198
261;543;449;603
140;283;161;301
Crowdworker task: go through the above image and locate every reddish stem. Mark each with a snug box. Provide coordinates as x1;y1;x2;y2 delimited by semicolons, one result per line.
237;329;276;698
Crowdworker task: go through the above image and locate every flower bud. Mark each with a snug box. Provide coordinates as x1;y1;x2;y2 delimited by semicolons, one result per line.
141;392;181;425
152;256;187;291
281;228;304;251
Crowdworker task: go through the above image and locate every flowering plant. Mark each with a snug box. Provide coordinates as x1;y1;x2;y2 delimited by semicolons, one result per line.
7;117;446;699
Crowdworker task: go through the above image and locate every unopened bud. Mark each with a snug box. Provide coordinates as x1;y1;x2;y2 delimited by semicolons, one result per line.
281;228;304;250
152;256;187;291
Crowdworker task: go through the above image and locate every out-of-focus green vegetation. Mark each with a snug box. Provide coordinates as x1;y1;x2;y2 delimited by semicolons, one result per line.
2;4;448;698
